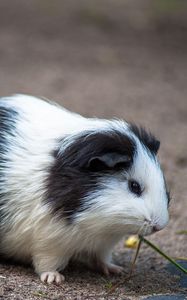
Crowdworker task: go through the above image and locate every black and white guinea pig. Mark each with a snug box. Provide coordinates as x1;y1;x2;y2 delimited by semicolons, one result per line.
0;94;170;284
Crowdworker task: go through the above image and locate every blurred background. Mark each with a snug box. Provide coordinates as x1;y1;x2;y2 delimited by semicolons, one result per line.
0;0;186;233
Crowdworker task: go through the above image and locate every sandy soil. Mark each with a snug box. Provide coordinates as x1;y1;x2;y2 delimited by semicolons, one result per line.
0;1;186;299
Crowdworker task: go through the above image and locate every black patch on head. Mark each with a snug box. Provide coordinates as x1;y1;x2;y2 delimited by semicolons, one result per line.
0;105;18;157
166;190;171;206
45;129;136;222
163;174;171;206
129;124;160;156
0;105;19;210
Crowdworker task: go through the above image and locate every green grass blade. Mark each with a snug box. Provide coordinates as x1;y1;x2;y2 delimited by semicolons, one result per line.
139;235;187;274
176;230;187;235
129;237;143;276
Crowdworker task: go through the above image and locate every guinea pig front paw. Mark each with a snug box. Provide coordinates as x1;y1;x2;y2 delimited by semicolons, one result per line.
40;271;65;284
101;263;124;276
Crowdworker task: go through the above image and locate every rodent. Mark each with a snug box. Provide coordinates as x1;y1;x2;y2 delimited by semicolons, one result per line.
0;94;170;284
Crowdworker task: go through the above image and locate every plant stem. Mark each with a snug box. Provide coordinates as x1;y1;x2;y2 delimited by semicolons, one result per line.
129;238;142;276
139;235;187;274
176;230;187;235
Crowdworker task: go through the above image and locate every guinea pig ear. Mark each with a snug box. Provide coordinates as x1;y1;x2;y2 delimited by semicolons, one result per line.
154;140;160;154
87;152;131;172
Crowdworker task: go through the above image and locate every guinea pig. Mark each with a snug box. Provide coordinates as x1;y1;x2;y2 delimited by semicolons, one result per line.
0;94;170;284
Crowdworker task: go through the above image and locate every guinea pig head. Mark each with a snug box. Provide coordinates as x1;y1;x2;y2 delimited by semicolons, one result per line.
46;122;170;237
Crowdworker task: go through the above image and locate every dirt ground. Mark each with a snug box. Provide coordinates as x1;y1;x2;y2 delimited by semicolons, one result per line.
0;1;186;299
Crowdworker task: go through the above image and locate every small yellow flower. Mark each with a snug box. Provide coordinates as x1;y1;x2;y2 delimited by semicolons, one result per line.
125;235;139;249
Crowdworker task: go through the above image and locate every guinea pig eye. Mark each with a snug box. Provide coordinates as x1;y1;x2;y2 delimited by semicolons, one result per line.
128;180;142;196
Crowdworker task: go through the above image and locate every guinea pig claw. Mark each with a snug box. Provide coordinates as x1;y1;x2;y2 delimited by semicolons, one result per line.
40;271;65;284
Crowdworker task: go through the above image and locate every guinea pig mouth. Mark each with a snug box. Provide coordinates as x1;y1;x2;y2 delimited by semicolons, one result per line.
139;220;161;236
139;226;153;236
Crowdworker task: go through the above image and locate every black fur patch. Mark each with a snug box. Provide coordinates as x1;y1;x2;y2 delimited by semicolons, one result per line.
166;190;171;205
0;106;18;148
129;124;160;155
45;129;136;222
163;174;171;206
0;105;19;205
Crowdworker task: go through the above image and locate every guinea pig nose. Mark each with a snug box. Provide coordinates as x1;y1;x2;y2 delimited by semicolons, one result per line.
152;225;161;233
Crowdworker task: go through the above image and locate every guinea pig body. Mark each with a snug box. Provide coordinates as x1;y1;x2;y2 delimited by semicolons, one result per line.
0;95;170;283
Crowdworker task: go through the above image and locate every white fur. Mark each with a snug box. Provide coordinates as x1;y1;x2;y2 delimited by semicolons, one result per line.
0;95;169;283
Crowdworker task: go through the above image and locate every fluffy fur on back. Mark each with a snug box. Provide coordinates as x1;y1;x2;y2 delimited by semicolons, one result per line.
0;95;170;283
